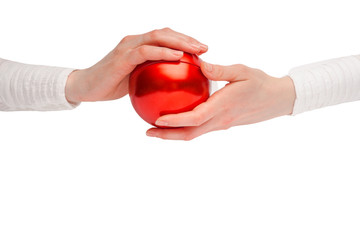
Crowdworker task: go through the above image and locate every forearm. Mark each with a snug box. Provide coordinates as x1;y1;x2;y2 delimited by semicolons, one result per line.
0;58;79;111
288;55;360;115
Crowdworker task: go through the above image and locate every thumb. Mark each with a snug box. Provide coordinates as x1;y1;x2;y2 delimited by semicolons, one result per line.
201;61;248;82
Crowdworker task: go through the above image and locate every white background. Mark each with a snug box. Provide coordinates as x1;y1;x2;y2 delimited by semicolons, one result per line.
1;0;360;239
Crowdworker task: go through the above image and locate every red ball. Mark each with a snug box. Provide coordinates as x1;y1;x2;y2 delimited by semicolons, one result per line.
129;52;210;127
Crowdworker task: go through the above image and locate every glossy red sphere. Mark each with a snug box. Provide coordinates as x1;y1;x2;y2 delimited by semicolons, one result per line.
129;53;210;127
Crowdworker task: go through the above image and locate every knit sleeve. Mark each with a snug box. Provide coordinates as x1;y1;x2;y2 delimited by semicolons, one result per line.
0;58;80;111
288;55;360;115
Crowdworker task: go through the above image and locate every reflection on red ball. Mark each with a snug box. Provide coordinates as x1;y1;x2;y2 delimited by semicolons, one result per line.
129;52;210;127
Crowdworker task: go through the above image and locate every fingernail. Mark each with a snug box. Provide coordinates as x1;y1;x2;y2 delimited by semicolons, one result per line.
200;44;208;52
172;50;183;57
146;131;157;137
203;62;213;72
155;120;168;126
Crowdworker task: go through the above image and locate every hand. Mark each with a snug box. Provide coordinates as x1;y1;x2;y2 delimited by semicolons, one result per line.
146;62;296;140
65;28;208;103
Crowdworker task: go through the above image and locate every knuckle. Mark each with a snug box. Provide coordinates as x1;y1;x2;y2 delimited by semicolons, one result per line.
214;65;224;78
149;29;161;40
186;36;199;44
160;47;168;56
137;45;149;56
234;64;245;69
112;46;121;56
161;27;172;32
235;64;249;75
193;113;204;126
189;39;200;45
120;35;133;44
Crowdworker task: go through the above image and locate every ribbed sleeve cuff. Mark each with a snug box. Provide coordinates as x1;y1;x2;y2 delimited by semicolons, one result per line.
0;59;80;111
288;55;360;115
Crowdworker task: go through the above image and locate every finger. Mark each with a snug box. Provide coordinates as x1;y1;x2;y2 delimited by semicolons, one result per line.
161;28;205;47
201;62;250;82
162;28;208;54
147;102;236;140
137;28;208;55
141;30;207;55
155;100;218;127
127;45;184;66
146;120;215;141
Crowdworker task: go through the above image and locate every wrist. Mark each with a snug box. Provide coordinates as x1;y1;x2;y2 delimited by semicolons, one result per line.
65;69;85;104
267;75;296;117
277;76;296;115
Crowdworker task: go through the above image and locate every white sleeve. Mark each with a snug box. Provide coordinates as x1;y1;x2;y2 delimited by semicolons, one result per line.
0;58;79;111
288;55;360;115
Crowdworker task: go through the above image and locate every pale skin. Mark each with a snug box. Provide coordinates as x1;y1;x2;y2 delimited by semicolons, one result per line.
146;62;296;141
65;28;296;141
65;28;208;103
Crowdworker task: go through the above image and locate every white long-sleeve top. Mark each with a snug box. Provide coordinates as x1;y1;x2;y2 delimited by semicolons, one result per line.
289;55;360;115
0;58;77;111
